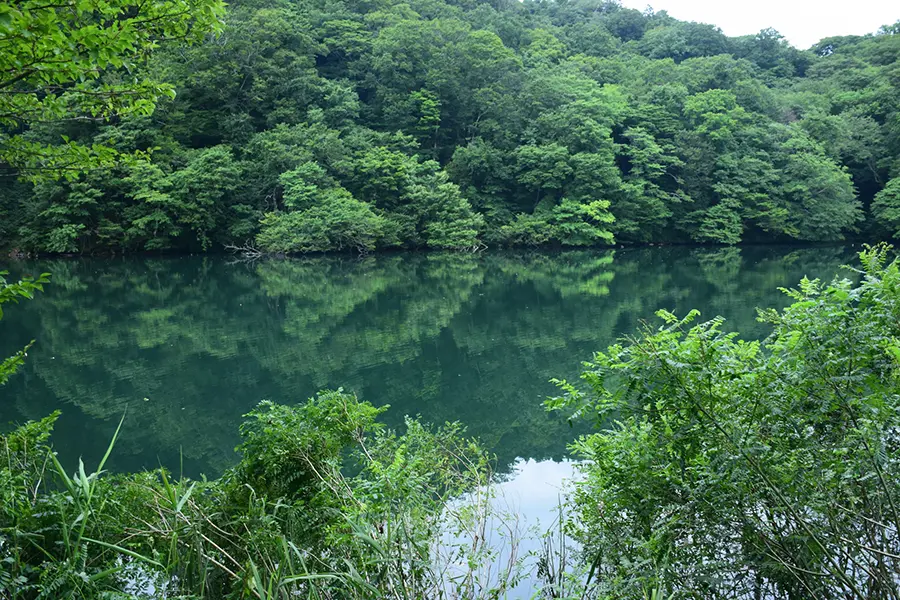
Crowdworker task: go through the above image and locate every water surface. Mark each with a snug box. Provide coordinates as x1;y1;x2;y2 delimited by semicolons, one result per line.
0;246;858;477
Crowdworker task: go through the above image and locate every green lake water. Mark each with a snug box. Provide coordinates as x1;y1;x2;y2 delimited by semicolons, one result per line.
1;245;859;481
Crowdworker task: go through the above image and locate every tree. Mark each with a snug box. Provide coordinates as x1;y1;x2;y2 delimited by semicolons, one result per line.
347;146;415;207
779;134;861;240
614;126;685;240
500;197;614;246
256;188;387;253
121;161;183;250
562;21;619;57
522;29;567;66
639;22;730;62
0;0;225;180
406;169;484;249
514;143;573;201
601;6;647;42
872;177;900;237
734;27;809;76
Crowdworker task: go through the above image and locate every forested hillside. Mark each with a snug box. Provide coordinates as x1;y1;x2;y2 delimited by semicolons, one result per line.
2;0;899;253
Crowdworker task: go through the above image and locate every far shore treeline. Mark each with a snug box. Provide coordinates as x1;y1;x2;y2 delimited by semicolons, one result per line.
1;0;900;254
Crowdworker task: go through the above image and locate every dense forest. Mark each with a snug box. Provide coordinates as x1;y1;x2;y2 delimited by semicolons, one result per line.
1;0;899;253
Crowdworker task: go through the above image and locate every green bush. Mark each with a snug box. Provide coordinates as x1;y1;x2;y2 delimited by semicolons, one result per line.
0;271;49;385
500;198;615;247
549;244;900;598
256;189;387;253
0;390;513;599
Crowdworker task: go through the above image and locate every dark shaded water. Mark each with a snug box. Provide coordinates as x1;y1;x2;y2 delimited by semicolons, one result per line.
0;246;858;478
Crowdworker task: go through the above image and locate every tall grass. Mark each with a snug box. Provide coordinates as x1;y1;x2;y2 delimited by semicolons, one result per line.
0;392;557;599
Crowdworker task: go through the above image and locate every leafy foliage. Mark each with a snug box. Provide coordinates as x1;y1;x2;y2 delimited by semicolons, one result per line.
0;271;49;385
257;188;389;253
3;0;899;252
0;0;224;181
0;390;518;599
550;245;900;598
873;178;900;237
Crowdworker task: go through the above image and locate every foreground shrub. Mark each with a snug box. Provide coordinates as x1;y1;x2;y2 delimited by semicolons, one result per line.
0;270;49;385
550;244;900;598
0;391;516;599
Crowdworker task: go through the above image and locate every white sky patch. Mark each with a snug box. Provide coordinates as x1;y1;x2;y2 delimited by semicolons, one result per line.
619;0;900;49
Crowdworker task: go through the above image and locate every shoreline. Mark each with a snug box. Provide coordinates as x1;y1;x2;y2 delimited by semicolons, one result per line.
3;239;888;261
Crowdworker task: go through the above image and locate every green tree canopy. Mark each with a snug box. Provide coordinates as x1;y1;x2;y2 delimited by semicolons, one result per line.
1;0;899;252
0;0;224;180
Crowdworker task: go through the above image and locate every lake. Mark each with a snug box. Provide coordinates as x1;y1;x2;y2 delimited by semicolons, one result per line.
0;245;858;490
